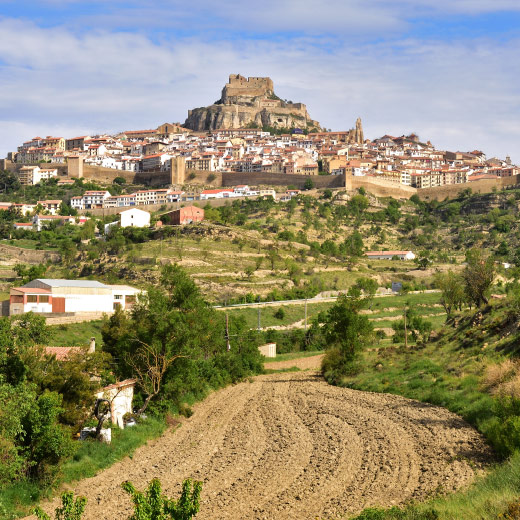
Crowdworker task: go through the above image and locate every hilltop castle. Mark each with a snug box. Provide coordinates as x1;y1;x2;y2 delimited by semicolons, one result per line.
184;74;322;132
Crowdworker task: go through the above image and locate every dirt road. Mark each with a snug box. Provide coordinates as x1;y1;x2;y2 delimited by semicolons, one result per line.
32;370;492;520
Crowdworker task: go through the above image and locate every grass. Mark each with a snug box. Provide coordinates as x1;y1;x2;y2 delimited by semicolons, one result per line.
0;417;167;519
48;320;105;347
0;239;57;250
222;292;444;333
343;301;520;519
269;350;323;362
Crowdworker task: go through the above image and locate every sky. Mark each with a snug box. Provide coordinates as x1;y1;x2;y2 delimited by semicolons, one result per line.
1;1;519;161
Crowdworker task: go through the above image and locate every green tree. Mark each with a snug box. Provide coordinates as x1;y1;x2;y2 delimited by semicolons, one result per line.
342;231;364;257
320;295;373;383
392;306;432;344
303;179;314;190
435;270;466;317
463;249;495;307
414;251;432;270
122;478;202;520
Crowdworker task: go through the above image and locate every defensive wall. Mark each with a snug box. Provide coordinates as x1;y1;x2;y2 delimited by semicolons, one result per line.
418;175;520;200
348;176;417;199
222;172;345;189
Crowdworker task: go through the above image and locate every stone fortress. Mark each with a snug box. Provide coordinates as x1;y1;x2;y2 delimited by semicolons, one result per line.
184;74;322;132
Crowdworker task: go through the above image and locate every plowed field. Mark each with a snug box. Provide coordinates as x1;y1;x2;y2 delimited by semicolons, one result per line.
30;369;492;519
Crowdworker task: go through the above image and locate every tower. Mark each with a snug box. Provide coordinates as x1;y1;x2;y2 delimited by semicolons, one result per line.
68;156;83;178
355;117;364;144
170;156;186;185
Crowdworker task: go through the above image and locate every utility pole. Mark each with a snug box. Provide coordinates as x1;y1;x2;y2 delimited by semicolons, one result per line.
225;313;231;351
257;297;261;331
404;305;408;349
304;298;308;330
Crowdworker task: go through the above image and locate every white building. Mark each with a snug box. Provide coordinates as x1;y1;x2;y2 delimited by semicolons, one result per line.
365;250;416;260
120;208;151;228
9;279;141;315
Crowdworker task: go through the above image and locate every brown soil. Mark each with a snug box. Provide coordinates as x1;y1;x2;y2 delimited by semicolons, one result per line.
29;372;492;520
264;354;324;371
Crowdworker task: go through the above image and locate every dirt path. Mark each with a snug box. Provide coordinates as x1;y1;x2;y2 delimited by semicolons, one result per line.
264;354;324;371
30;372;492;520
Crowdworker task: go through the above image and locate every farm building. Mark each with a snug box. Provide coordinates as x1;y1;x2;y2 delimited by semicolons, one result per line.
9;279;141;316
365;250;416;260
164;205;205;225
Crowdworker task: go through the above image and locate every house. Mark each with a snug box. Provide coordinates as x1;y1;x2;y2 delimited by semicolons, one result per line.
83;190;111;209
9;279;141;316
32;214;75;231
164;206;205;225
95;379;137;428
200;189;234;200
365;250;416;260
13;222;34;230
120;208;151;228
37;200;62;215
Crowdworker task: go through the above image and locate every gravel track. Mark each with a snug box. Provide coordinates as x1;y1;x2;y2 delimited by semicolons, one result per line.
30;371;492;520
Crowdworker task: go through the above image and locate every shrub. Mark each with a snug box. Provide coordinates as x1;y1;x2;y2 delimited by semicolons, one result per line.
122;478;202;520
34;491;86;520
274;308;286;320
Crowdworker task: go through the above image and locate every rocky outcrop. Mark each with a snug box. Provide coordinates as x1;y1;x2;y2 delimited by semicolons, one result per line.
184;74;322;132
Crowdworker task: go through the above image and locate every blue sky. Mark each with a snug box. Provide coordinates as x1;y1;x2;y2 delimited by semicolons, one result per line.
1;1;519;161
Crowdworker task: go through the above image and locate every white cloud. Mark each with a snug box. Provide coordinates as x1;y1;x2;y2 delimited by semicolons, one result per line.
0;18;519;163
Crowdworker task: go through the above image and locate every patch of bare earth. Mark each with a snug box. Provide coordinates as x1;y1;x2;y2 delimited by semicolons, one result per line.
28;372;492;520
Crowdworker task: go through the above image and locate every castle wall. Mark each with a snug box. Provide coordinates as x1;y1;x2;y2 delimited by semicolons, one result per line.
222;171;345;189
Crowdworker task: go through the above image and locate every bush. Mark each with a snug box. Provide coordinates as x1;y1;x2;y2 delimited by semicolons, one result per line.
273;308;286;320
34;491;86;520
122;478;202;520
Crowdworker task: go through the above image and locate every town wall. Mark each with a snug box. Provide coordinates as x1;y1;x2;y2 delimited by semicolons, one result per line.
349;176;417;199
418;175;520;200
222;172;345;189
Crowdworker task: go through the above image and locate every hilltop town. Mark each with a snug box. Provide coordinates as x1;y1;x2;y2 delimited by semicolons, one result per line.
3;75;517;199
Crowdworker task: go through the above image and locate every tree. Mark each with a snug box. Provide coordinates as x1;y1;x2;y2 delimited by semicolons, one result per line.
435;270;466;317
320;295;373;383
113;176;127;185
129;339;184;415
303;179;314;191
347;194;369;217
266;246;280;271
122;478;202;520
392;306;432;345
462;249;495;307
414;251;432;270
342;231;364;257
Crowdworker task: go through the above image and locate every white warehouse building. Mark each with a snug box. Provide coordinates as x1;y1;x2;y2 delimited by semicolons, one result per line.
9;279;141;316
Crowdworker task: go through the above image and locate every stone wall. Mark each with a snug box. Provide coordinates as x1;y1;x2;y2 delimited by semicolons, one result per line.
418;176;520;200
0;244;60;264
349;176;417;199
222;172;345;189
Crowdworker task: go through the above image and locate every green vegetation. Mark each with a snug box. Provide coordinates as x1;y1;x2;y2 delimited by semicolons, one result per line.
122;478;202;520
34;492;86;520
339;291;520;519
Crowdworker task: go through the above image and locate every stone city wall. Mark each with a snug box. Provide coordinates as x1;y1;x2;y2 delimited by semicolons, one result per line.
222;171;345;189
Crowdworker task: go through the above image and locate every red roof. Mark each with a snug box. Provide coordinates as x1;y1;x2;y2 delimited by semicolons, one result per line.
12;287;51;294
45;346;81;361
102;378;137;391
